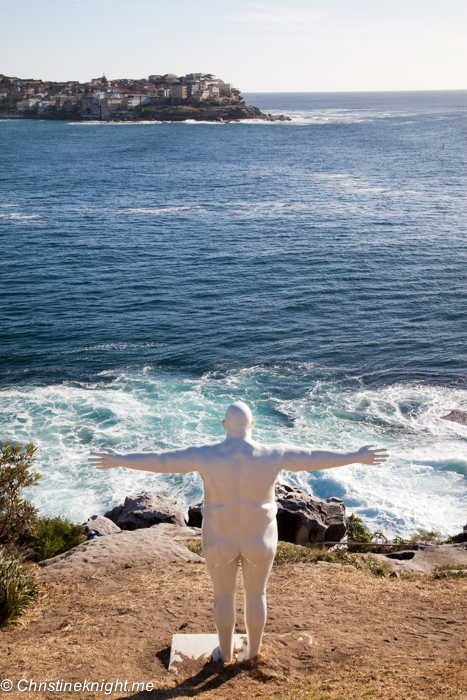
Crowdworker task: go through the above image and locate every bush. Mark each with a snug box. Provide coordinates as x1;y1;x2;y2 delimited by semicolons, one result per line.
0;442;41;547
345;514;389;552
31;515;85;562
0;550;38;626
394;528;452;547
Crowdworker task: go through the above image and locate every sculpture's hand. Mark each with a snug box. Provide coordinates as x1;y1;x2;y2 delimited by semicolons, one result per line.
88;448;121;470
356;445;389;465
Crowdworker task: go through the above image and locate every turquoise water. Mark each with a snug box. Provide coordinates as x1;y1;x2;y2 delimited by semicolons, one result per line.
1;91;466;535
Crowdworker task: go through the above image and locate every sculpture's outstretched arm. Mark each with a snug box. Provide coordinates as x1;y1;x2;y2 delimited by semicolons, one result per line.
88;446;201;474
280;444;388;473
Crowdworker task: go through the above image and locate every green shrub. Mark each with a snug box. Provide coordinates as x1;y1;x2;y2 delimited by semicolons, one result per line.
345;514;389;552
394;528;453;547
31;515;85;562
0;550;38;626
0;442;41;547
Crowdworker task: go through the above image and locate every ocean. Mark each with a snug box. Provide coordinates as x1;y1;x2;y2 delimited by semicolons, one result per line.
1;91;466;537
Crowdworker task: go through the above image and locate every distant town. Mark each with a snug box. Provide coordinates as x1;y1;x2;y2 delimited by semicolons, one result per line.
0;73;290;122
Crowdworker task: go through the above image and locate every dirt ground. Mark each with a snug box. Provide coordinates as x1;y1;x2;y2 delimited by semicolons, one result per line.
1;562;467;700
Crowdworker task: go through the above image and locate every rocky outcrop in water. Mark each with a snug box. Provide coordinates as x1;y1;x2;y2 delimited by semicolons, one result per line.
441;410;467;426
452;524;467;544
104;492;186;530
188;484;346;545
149;105;291;122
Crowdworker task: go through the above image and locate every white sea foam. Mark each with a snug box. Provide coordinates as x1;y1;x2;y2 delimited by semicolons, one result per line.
0;213;41;220
0;368;465;536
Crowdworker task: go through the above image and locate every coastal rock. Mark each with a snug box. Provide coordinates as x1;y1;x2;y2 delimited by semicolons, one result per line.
83;514;121;536
441;410;467;426
150;523;202;540
150;105;291;123
275;484;346;545
452;524;467;544
364;542;467;574
187;485;346;545
37;528;203;581
187;502;203;529
104;492;186;530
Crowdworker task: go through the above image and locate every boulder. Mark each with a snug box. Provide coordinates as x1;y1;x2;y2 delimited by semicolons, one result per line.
187;485;346;545
104;492;186;530
275;484;346;545
363;542;467;574
187;502;203;529
452;524;467;544
150;523;202;540
441;410;467;426
37;528;203;581
83;514;121;536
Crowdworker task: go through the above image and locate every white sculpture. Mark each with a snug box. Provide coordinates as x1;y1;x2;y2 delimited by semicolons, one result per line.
89;401;388;663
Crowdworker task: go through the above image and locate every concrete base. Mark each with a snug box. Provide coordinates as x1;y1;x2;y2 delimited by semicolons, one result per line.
168;634;248;673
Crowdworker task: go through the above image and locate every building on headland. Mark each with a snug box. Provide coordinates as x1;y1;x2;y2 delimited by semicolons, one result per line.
0;71;244;120
169;83;187;100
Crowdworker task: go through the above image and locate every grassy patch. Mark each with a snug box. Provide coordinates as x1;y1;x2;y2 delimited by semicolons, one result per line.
180;540;390;577
432;563;467;578
182;539;203;557
434;563;467;571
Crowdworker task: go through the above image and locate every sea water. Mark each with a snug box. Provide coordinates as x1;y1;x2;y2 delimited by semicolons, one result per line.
1;91;466;536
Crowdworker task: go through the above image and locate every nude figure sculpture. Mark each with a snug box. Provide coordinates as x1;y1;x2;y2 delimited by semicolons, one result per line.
89;401;388;663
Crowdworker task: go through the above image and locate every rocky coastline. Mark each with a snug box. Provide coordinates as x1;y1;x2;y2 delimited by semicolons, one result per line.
37;487;467;582
14;104;291;123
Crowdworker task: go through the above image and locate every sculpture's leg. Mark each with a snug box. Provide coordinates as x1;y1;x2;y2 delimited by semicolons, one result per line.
205;556;238;663
241;557;274;660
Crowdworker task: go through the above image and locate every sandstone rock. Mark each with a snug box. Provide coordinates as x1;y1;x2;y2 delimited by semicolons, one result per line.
275;484;346;545
187;502;203;528
150;523;202;540
104;492;186;530
83;514;121;536
187;485;346;545
364;543;467;574
452;527;467;544
37;528;203;581
441;410;467;426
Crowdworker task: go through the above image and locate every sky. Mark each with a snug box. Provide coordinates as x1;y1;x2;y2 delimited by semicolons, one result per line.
1;0;466;91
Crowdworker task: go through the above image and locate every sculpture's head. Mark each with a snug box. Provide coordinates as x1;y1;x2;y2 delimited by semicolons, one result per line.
222;401;256;437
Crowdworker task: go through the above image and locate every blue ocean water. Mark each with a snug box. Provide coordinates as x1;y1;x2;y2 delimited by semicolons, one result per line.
1;91;466;536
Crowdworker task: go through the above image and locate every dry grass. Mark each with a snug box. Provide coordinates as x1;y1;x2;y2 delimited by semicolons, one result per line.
1;561;467;699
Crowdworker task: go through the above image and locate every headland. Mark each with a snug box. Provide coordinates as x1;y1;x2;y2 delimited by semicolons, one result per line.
0;72;291;122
